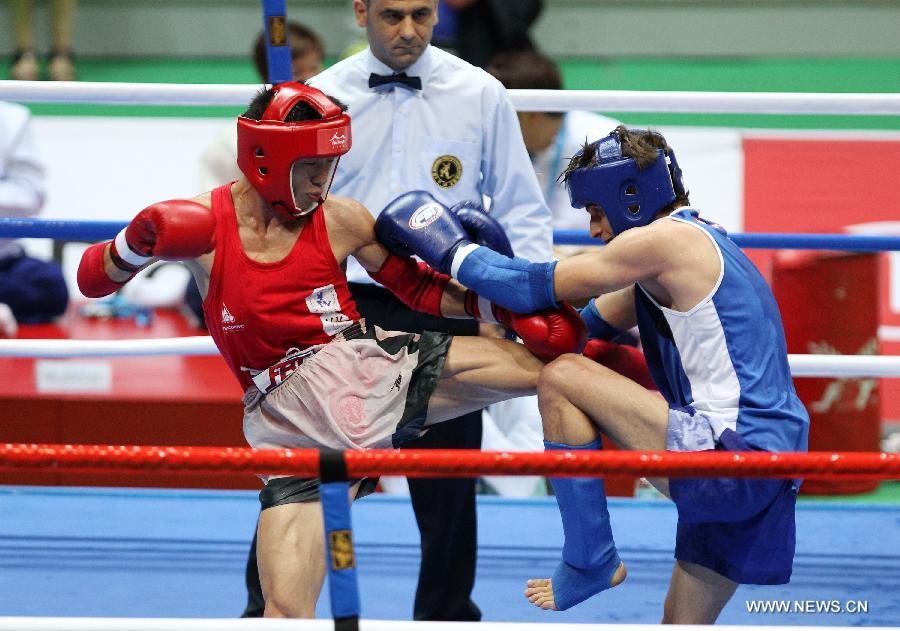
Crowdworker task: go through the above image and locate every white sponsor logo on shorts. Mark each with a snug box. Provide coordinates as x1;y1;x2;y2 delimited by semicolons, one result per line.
409;203;444;230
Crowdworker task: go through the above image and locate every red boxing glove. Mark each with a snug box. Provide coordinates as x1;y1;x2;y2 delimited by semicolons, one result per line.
582;339;656;390
110;199;216;271
466;291;586;361
77;241;128;298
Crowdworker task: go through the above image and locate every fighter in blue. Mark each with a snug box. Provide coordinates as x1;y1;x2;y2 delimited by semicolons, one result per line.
374;126;810;624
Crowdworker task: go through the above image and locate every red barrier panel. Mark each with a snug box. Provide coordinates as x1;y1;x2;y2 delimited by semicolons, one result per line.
772;251;881;494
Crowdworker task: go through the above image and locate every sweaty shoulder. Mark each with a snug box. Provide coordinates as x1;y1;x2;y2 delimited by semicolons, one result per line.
652;214;722;280
323;195;375;242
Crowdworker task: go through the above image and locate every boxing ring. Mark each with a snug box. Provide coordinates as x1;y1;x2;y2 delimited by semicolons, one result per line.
2;77;900;630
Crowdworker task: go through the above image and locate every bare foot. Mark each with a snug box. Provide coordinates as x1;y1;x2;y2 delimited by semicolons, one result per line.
524;578;557;610
524;561;627;611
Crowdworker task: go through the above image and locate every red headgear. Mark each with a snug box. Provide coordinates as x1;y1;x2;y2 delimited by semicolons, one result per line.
237;82;352;220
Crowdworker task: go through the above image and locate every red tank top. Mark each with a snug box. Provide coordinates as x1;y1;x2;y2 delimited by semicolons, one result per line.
203;184;361;390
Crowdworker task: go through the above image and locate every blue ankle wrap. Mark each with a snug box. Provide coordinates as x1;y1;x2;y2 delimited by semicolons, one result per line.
545;438;622;610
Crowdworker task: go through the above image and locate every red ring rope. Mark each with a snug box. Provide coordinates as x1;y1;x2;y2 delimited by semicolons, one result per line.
1;443;898;480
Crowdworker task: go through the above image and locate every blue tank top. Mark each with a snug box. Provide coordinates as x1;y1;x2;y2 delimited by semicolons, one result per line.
634;208;809;453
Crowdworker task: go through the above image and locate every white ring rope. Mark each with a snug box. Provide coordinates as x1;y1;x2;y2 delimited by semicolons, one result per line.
4;80;900;115
0;337;897;378
0;336;219;358
0;620;878;631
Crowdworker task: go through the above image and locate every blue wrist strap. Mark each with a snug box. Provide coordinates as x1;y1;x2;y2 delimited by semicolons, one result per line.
456;246;557;312
579;299;625;341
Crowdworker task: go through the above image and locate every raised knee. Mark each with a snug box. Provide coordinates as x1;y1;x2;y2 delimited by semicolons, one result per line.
537;354;584;398
538;355;599;442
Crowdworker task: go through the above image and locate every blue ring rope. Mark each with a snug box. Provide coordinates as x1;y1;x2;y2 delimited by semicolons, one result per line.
4;218;899;252
0;218;127;240
553;229;900;251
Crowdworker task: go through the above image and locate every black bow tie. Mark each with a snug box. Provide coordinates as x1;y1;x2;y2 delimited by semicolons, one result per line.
368;72;422;91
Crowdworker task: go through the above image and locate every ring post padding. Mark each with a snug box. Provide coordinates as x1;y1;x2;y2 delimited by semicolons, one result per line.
318;449;360;631
261;0;292;85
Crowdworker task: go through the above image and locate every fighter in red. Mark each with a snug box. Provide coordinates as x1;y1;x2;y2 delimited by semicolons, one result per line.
77;82;586;618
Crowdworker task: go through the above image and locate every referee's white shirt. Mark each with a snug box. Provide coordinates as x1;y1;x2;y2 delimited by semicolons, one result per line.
308;45;553;285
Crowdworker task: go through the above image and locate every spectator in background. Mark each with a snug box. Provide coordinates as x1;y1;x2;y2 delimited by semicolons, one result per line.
305;0;553;621
198;21;325;191
0;101;69;328
486;49;620;254
445;0;543;68
9;0;78;81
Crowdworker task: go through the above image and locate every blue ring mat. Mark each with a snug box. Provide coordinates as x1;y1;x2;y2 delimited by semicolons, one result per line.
1;486;898;626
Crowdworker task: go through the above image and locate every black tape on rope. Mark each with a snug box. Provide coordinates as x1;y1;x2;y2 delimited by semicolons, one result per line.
320;448;350;483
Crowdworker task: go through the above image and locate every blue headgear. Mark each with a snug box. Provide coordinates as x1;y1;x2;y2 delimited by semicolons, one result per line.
566;129;686;236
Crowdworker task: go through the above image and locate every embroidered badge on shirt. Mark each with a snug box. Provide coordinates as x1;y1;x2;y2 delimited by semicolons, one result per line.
307;285;339;314
307;284;351;336
431;155;462;188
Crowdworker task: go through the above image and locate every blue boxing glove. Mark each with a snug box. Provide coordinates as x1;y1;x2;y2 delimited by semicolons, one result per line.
450;201;516;338
375;191;471;273
447;200;555;312
376;191;558;313
449;201;514;258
